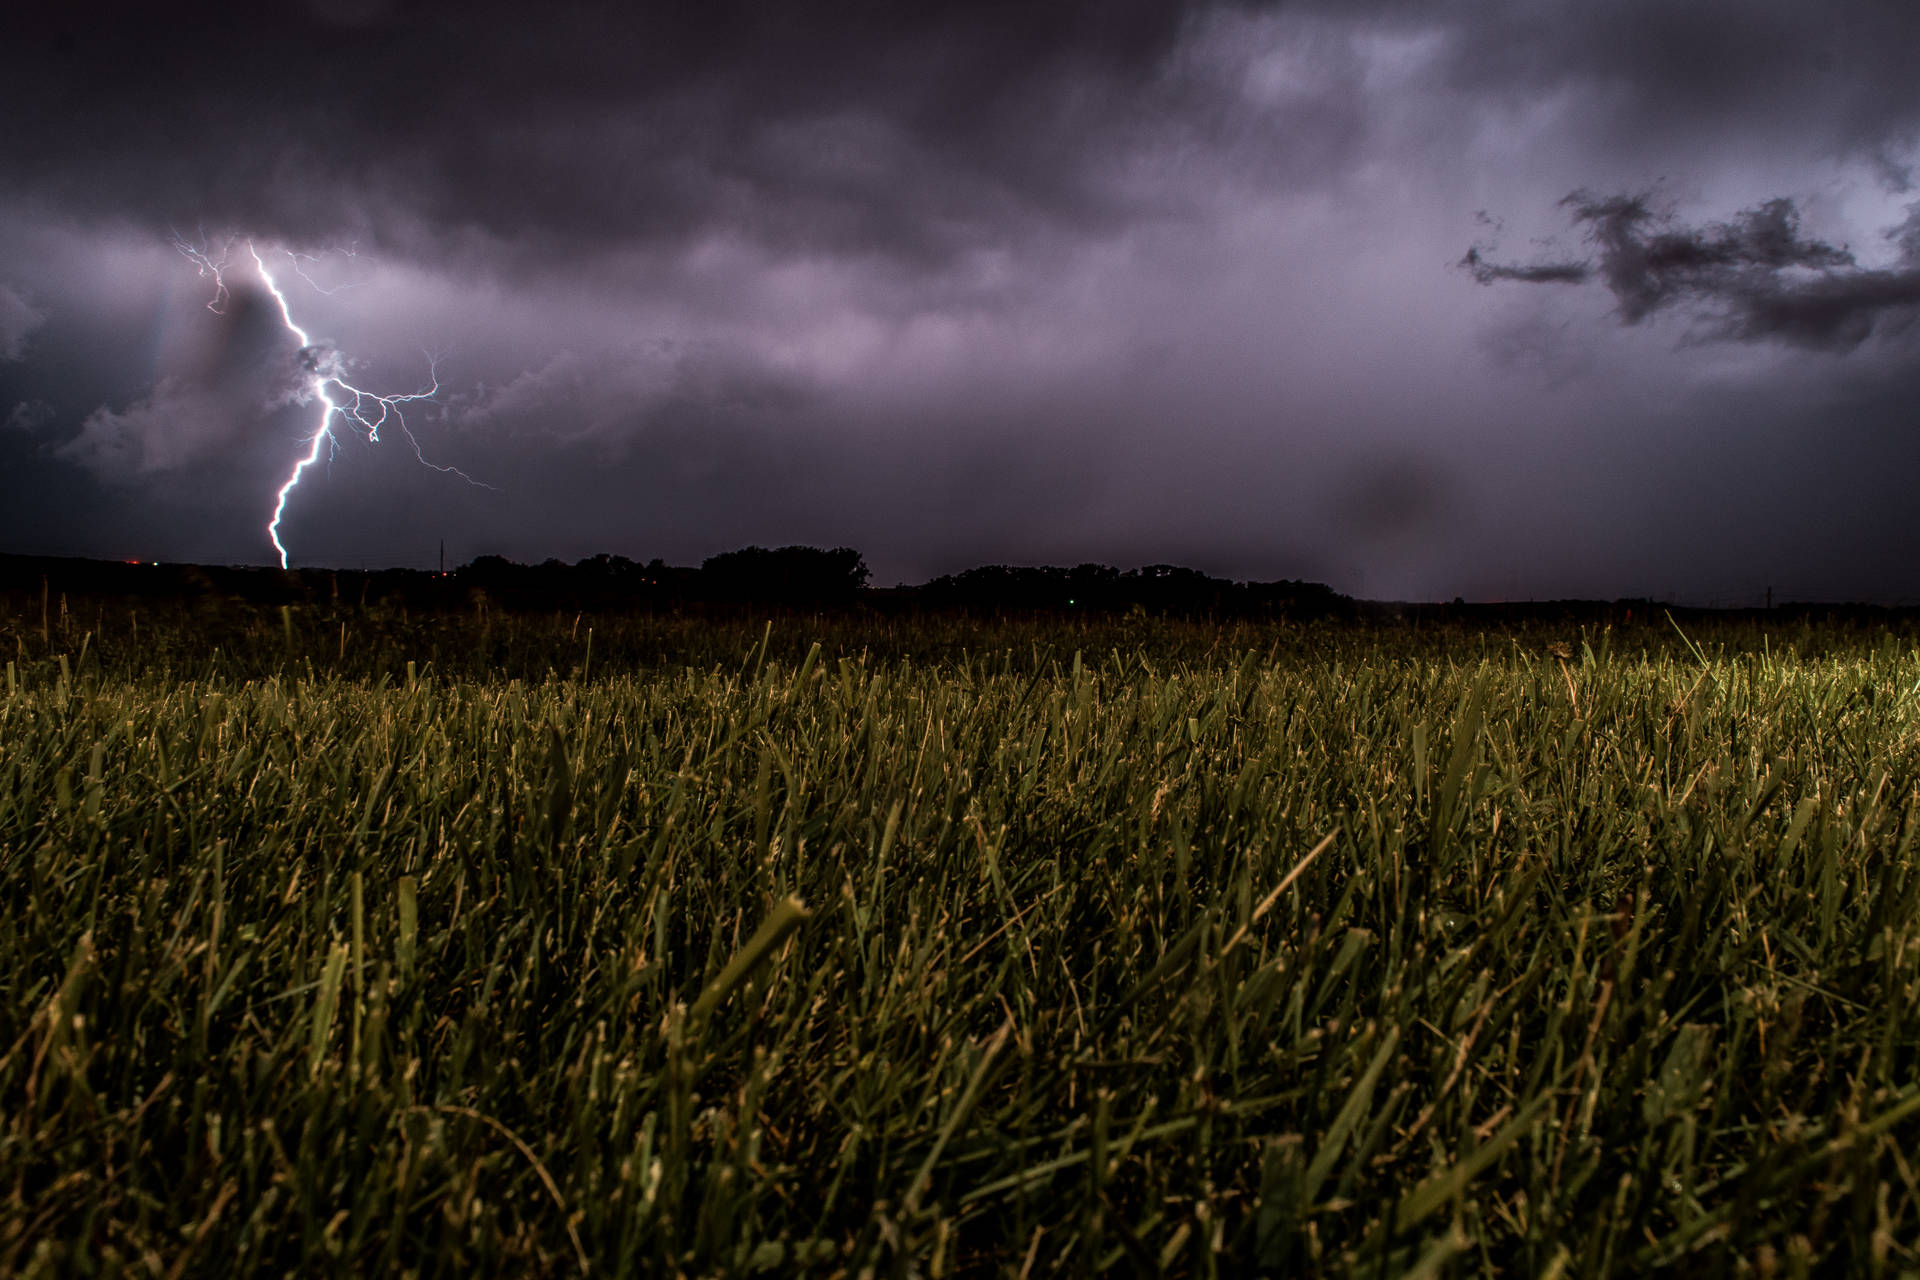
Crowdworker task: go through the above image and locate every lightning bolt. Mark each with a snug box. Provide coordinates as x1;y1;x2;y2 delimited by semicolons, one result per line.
175;235;489;569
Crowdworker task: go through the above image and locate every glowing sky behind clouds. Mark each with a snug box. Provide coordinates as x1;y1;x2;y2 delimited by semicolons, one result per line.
3;1;1920;601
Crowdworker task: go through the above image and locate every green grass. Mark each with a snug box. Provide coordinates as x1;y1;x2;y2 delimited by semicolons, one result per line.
5;602;1920;1275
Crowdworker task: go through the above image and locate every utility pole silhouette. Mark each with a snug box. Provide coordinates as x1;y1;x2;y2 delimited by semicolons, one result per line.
439;538;445;576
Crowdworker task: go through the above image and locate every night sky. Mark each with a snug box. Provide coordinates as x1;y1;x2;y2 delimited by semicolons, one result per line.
4;1;1920;602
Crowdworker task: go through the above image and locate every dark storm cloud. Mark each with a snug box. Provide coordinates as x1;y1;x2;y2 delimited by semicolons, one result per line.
1426;0;1920;352
1458;252;1587;287
0;0;1208;270
1421;0;1920;155
1566;195;1857;320
1466;192;1920;350
8;0;1920;275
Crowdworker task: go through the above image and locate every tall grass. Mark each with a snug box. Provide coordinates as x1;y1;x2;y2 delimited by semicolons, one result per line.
4;606;1920;1275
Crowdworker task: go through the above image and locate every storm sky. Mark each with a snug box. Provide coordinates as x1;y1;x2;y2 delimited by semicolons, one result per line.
4;1;1920;601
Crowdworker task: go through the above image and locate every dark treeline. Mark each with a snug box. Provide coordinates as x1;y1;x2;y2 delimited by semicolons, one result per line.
8;547;1920;686
4;545;1916;629
458;548;1355;618
914;561;1346;617
0;546;1353;619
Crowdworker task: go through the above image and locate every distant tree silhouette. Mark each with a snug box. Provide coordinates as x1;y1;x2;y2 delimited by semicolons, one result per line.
1129;564;1227;612
922;565;1073;609
1240;579;1349;619
700;545;870;605
917;562;1335;616
461;552;699;609
0;547;1359;618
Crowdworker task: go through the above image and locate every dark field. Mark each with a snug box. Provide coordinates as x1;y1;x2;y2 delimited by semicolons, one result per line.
5;593;1920;1276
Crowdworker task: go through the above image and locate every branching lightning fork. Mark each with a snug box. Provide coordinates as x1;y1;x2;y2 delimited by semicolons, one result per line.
176;235;489;569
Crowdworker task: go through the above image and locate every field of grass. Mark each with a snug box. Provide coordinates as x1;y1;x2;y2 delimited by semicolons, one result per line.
5;598;1920;1275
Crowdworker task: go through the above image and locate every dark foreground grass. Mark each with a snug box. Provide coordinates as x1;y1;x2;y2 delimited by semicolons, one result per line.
5;606;1920;1276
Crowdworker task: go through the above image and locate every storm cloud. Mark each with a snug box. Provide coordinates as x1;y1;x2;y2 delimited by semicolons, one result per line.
0;284;44;361
4;1;1920;599
0;1;1208;267
1467;192;1920;350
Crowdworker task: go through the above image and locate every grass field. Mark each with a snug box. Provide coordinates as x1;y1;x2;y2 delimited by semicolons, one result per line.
5;599;1920;1276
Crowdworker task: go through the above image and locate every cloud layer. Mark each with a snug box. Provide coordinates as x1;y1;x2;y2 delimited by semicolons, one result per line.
1467;192;1920;349
0;284;43;361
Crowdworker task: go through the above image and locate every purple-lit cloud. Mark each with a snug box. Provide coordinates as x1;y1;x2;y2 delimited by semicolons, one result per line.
0;283;43;361
5;1;1920;600
1467;191;1920;350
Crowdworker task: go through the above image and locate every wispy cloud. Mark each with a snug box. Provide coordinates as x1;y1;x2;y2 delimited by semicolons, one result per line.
1467;191;1920;350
